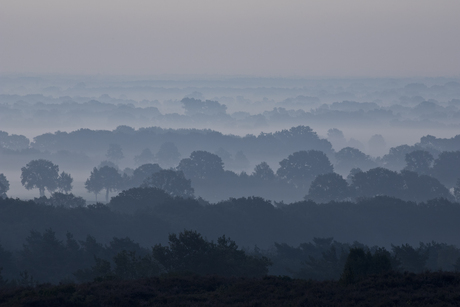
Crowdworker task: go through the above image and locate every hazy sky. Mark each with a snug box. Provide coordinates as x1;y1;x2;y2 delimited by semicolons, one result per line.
1;0;459;77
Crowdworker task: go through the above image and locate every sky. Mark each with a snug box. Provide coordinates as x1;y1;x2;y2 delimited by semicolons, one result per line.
1;0;460;77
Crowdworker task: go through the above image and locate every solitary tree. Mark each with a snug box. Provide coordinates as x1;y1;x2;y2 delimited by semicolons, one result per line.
21;160;60;197
100;166;123;202
85;167;104;202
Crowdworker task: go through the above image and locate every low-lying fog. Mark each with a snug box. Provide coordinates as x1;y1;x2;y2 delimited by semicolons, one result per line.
1;75;460;200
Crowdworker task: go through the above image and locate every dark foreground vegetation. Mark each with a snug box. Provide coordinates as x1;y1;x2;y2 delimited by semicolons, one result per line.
2;204;460;285
2;272;460;306
2;193;460;252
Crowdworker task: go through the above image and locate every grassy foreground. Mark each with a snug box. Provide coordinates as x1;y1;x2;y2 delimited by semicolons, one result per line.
1;272;460;306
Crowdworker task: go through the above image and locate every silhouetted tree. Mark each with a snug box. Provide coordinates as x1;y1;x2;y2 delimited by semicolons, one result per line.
178;150;224;180
85;167;104;202
277;150;333;189
57;172;73;194
130;163;162;188
21;159;60;197
351;167;404;199
404;150;434;175
0;132;30;150
252;162;275;181
306;173;350;203
381;145;421;171
98;166;123;202
142;170;194;198
400;170;453;202
335;147;376;174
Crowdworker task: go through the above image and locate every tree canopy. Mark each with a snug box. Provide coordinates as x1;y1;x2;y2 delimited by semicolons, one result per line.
306;173;349;203
142;169;194;198
277;150;333;189
178;151;224;180
85;166;122;202
404;150;434;175
21;160;60;197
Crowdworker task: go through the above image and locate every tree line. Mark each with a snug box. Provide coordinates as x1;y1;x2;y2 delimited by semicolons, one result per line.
1;226;460;286
3;146;460;203
0;229;270;286
1;193;460;257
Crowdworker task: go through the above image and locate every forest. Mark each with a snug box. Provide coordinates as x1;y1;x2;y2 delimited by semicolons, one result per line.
1;76;460;305
1;193;460;285
1;124;460;203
